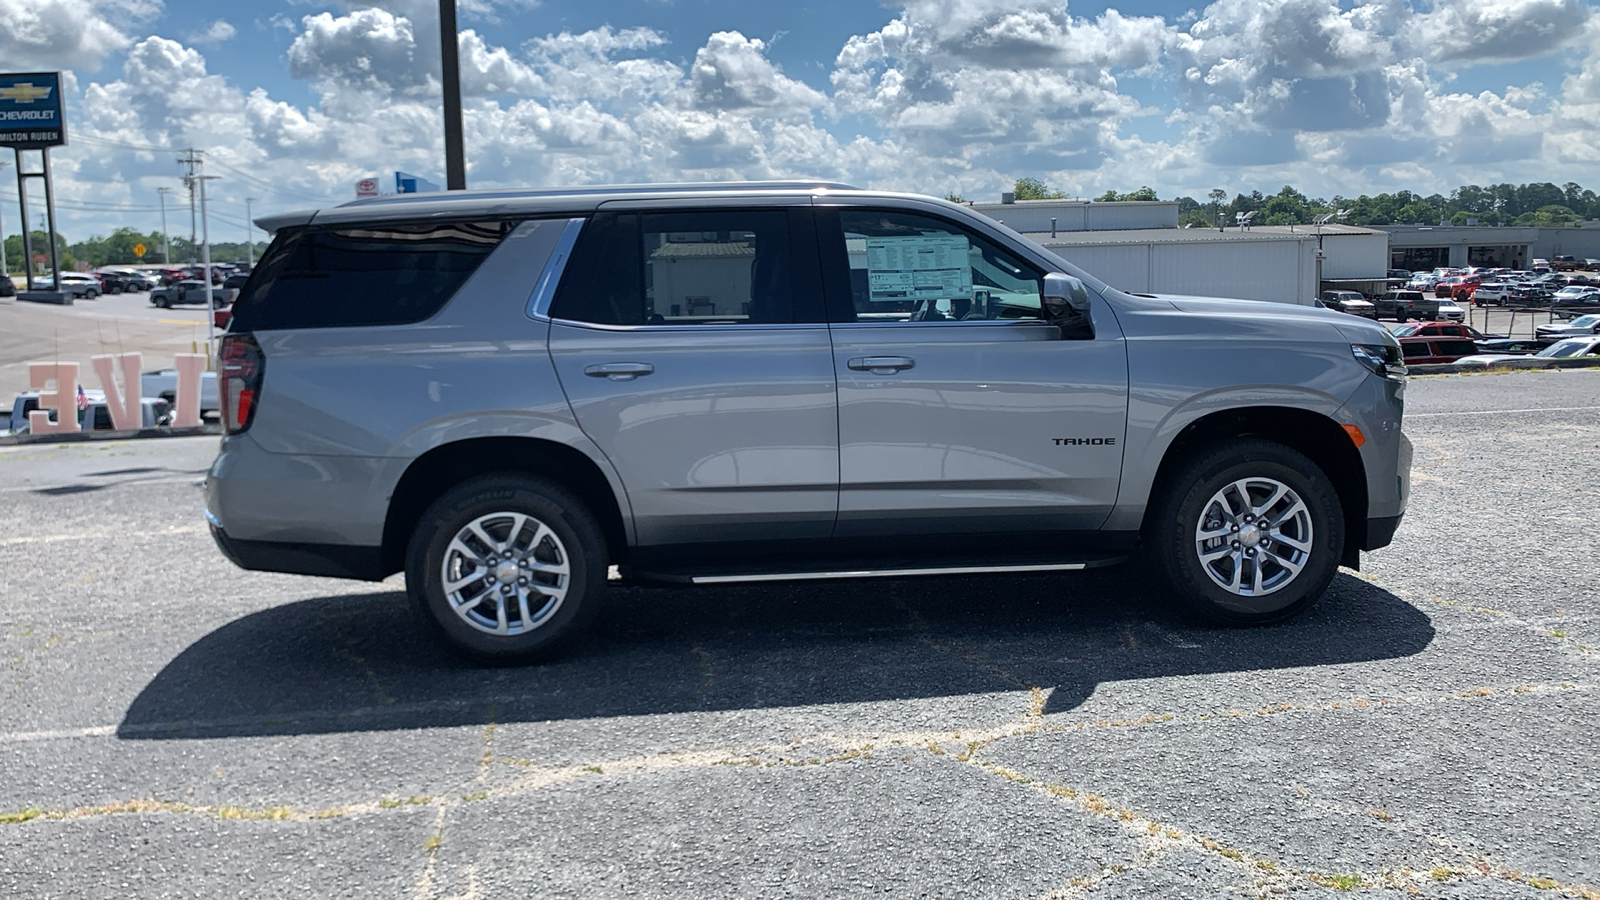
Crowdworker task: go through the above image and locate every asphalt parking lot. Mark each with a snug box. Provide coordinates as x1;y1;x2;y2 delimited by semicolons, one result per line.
1;370;1597;898
0;289;218;402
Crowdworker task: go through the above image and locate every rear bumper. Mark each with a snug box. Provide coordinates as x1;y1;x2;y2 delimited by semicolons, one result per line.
208;511;386;581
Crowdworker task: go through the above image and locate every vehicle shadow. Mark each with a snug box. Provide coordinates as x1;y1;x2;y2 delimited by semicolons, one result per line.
118;570;1433;739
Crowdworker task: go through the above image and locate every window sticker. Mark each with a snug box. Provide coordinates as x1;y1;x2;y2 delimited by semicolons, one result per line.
864;235;972;302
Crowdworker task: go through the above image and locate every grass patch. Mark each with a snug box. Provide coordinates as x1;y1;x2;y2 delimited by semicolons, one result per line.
378;798;402;809
0;809;42;824
422;832;443;852
1365;806;1394;822
1430;867;1454;882
460;791;488;803
582;765;603;775
1313;873;1365;890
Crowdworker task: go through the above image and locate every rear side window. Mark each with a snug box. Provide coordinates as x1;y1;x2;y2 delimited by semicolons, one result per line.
230;220;517;331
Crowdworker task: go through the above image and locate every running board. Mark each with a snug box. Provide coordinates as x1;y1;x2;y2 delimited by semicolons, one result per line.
624;556;1128;586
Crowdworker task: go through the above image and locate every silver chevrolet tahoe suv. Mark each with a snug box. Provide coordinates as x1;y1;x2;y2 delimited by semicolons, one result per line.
207;182;1411;663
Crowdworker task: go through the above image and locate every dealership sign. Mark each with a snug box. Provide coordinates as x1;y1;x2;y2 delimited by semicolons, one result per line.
355;177;379;198
0;72;66;149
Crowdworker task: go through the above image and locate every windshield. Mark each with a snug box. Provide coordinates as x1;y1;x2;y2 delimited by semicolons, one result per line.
1571;315;1600;327
1390;324;1421;336
1540;341;1600;358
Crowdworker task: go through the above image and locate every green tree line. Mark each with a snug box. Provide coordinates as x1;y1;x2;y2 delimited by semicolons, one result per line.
4;227;266;275
1011;179;1600;229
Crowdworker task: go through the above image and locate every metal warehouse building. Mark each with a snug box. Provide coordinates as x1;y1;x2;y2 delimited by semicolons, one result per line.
1375;222;1600;270
1028;228;1322;303
969;199;1389;304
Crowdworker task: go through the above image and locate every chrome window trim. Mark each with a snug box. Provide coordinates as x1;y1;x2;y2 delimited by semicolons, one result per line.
525;217;587;320
546;318;828;332
827;319;1054;330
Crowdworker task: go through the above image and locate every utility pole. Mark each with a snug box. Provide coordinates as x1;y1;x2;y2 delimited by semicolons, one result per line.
245;197;255;266
197;174;220;366
178;149;202;263
157;187;173;264
439;0;466;190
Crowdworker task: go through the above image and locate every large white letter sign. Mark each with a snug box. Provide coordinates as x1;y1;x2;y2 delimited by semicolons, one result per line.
172;354;206;427
27;362;81;434
92;352;143;430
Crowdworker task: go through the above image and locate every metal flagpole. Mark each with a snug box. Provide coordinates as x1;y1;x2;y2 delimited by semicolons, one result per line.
245;197;255;266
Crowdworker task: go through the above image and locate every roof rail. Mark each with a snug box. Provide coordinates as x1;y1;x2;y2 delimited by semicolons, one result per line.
336;180;861;208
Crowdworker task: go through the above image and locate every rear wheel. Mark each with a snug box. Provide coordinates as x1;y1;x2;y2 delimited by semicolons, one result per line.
1149;440;1344;625
406;475;606;664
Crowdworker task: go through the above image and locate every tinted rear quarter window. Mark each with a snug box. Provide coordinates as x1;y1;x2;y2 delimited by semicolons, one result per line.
230;220;517;331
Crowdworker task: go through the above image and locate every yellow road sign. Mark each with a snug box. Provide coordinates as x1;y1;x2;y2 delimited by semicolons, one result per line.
133;243;147;257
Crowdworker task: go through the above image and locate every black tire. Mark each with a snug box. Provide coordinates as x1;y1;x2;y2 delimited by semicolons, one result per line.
155;296;170;308
84;289;98;299
406;474;606;664
1148;439;1344;625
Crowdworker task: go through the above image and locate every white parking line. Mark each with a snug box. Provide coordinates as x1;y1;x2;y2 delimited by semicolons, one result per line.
0;725;116;744
0;524;205;546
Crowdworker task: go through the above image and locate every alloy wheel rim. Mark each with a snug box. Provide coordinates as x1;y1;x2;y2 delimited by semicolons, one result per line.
1193;477;1314;599
440;512;570;636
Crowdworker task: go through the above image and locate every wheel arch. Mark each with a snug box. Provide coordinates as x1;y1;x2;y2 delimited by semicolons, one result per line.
381;436;630;577
1143;406;1368;568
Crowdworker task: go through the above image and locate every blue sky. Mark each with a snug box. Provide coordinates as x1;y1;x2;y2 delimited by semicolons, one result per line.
3;0;1598;240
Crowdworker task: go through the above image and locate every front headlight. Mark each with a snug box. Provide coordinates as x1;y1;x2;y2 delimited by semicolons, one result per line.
1352;343;1407;380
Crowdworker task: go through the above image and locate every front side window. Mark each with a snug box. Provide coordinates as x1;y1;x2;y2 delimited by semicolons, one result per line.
550;209;807;326
829;210;1044;323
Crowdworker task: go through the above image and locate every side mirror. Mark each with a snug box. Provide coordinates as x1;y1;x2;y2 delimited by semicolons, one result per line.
1043;273;1093;339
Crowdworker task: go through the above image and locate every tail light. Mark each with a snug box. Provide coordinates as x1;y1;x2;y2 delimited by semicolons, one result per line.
220;334;264;435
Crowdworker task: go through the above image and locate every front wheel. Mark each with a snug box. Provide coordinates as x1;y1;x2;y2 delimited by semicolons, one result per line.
1149;440;1344;625
406;475;606;664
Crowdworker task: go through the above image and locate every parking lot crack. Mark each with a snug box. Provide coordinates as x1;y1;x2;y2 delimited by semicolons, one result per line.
961;755;1600;900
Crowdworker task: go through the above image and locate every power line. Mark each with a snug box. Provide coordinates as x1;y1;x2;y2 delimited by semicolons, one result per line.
206;158;328;204
0;190;162;212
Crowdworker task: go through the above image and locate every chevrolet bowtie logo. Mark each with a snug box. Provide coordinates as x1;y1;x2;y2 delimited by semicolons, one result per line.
0;83;54;104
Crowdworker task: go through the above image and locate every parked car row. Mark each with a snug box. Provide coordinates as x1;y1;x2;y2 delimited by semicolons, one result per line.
1384;317;1600;364
4;390;171;436
150;280;237;309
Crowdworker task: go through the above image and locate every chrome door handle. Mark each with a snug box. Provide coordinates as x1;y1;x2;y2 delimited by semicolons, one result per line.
847;356;916;374
583;362;655;381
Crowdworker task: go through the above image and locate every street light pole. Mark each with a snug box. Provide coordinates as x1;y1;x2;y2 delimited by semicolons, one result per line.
245;197;255;267
439;0;467;190
157;187;173;264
